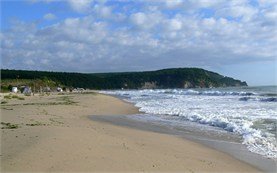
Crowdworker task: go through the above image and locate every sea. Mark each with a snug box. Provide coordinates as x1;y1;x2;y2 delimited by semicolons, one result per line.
100;86;277;159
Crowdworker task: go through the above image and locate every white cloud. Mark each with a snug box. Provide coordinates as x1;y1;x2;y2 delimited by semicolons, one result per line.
130;12;147;27
166;19;182;31
67;0;94;13
1;0;277;74
202;18;216;26
29;0;60;3
130;12;163;30
94;4;112;18
217;5;258;22
164;0;183;8
43;13;56;20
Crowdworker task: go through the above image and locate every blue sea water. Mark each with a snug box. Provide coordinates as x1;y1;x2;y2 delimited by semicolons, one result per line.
101;86;277;159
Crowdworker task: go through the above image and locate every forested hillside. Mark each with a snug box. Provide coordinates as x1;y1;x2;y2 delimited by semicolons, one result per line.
1;68;247;90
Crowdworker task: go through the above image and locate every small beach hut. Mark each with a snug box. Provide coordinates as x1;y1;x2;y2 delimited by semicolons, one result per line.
57;87;63;92
23;86;32;95
11;87;18;93
43;87;51;92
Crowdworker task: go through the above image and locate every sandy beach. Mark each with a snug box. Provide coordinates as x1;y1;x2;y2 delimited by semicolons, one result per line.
1;92;261;172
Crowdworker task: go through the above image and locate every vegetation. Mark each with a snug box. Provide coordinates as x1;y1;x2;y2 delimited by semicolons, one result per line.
1;122;20;129
1;101;8;104
1;68;247;90
49;118;64;125
26;121;46;126
4;94;25;100
1;78;58;93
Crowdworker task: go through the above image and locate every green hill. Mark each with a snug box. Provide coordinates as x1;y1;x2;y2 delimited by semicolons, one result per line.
1;68;247;91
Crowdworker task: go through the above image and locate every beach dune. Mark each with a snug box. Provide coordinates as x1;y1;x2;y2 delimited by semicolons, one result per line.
1;92;260;172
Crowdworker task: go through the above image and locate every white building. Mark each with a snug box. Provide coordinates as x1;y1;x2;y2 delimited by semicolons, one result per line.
12;87;18;93
23;86;32;95
57;87;63;92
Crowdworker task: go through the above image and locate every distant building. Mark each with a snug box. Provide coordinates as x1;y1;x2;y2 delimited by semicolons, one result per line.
141;82;157;89
72;88;85;93
43;87;51;92
23;86;32;95
57;87;63;92
11;87;18;93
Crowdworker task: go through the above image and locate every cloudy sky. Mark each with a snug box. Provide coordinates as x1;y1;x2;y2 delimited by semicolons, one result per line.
1;0;276;86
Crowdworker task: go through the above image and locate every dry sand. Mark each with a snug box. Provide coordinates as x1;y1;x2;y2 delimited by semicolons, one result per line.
0;92;260;172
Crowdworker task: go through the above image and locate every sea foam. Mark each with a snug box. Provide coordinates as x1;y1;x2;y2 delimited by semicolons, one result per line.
101;87;277;159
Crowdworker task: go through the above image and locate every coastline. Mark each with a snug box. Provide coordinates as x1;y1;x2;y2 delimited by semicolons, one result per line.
90;114;276;172
0;91;264;172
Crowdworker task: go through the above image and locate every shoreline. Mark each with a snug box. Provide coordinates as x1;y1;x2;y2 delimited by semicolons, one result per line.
0;92;266;172
90;113;276;172
96;93;276;172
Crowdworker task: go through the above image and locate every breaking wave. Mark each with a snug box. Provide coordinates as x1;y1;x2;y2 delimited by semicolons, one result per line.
101;87;277;159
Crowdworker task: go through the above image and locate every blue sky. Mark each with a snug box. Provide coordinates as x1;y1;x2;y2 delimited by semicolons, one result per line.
1;0;276;86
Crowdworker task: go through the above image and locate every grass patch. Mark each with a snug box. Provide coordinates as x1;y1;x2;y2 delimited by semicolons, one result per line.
1;101;8;104
26;121;46;126
56;96;72;101
1;107;13;110
3;95;11;99
55;96;78;105
82;92;96;95
69;92;96;95
39;93;50;96
2;95;77;107
41;109;48;115
24;101;77;106
49;118;64;124
1;122;20;129
5;101;78;107
4;94;25;100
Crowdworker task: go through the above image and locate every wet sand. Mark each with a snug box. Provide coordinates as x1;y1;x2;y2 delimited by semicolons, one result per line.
91;114;276;172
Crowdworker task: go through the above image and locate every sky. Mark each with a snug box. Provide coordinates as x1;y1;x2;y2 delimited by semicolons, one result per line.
1;0;276;86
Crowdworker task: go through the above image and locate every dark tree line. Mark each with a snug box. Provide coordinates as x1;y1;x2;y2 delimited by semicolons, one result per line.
1;68;247;89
